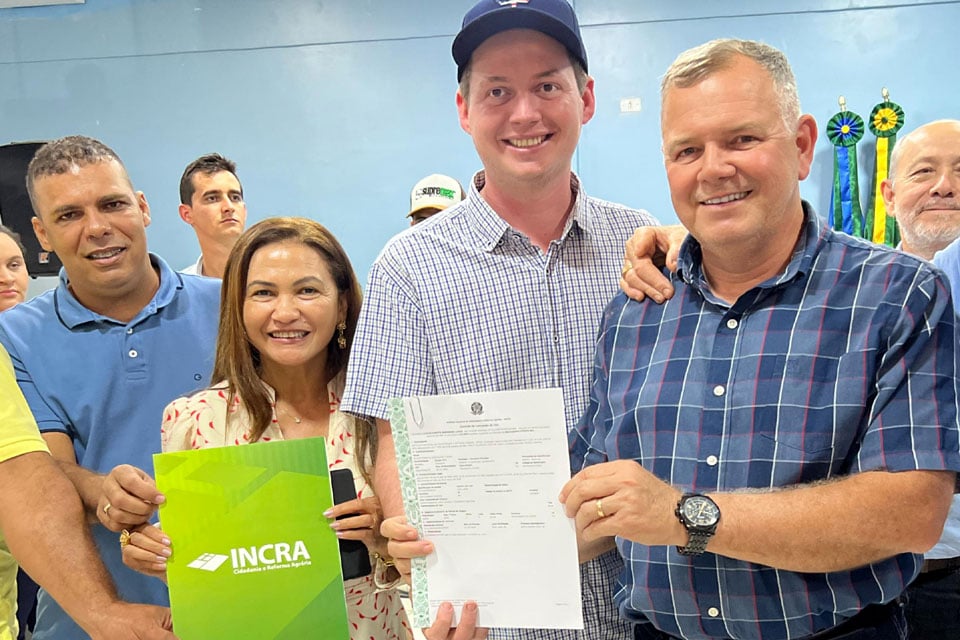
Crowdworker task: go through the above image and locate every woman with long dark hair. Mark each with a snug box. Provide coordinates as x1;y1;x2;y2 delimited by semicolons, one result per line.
123;218;409;639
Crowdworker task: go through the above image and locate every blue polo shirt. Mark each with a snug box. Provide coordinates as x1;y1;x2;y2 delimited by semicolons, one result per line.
0;254;220;640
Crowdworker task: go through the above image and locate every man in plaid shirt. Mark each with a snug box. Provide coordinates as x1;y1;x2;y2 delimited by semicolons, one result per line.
562;39;960;640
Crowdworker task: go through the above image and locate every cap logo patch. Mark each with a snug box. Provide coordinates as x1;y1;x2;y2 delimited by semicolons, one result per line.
497;0;529;6
416;187;457;200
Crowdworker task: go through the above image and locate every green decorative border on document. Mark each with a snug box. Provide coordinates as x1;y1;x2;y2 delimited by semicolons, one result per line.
387;397;431;627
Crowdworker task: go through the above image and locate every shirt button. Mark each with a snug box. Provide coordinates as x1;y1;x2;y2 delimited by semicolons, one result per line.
726;318;738;329
713;385;725;397
707;607;720;618
706;455;718;466
128;349;138;358
126;328;134;334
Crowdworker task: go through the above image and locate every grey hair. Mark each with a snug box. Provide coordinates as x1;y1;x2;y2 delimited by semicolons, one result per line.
26;135;129;209
660;39;801;130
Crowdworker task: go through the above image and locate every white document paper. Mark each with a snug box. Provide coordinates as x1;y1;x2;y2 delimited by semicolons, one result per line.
388;388;583;630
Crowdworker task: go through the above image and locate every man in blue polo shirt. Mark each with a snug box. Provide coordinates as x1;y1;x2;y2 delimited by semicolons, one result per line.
0;345;176;640
0;135;220;640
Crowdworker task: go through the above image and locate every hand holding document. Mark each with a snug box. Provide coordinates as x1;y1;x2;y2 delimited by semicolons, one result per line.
388;388;583;630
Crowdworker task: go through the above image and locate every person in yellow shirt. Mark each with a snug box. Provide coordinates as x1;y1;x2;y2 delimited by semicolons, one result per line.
0;346;176;640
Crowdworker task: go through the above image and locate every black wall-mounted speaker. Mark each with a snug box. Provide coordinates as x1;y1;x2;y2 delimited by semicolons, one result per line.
0;141;63;277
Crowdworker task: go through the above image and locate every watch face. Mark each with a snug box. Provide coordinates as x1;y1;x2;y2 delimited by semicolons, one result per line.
681;496;720;527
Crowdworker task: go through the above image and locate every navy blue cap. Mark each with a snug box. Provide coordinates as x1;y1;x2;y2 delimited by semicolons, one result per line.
452;0;588;82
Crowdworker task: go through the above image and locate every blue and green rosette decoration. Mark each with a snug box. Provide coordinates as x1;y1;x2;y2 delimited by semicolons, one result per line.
865;91;904;246
827;102;865;237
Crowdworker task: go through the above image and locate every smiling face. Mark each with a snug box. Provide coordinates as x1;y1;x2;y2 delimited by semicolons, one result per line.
661;54;815;259
456;29;595;193
0;233;28;311
30;159;157;316
882;120;960;259
242;240;346;378
179;170;247;247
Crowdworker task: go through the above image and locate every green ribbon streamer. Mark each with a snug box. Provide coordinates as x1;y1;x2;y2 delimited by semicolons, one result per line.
866;100;905;246
827;110;865;237
834;147;862;236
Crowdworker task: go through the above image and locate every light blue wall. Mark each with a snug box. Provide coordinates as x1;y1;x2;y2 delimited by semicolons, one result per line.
2;0;958;281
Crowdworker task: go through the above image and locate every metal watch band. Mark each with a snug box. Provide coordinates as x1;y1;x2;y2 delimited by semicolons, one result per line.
676;530;713;556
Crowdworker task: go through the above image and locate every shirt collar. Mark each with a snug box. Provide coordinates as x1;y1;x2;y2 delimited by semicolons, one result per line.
676;200;825;296
54;253;184;328
464;171;594;252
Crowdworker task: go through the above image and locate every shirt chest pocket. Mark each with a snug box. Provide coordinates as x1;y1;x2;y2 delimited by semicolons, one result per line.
760;352;840;384
748;353;864;482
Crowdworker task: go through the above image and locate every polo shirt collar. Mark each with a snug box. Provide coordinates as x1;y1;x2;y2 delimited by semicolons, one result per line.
676;200;825;296
465;171;594;252
54;253;183;328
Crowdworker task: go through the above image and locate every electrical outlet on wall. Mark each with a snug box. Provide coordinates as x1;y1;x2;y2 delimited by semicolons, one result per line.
619;97;642;113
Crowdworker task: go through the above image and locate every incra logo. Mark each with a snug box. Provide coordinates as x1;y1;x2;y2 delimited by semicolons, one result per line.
187;553;229;572
188;540;312;575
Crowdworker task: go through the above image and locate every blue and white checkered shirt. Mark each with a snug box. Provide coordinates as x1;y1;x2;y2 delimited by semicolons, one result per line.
571;205;960;640
343;171;658;640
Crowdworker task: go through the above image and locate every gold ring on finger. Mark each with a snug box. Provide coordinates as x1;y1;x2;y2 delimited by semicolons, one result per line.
119;529;132;549
621;262;632;277
103;502;112;515
596;499;605;519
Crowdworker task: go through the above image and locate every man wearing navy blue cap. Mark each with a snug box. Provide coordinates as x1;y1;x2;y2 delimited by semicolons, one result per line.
452;0;588;83
343;1;665;639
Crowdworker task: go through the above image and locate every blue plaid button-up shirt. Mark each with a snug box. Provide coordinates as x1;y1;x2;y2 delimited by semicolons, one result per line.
571;205;960;640
343;172;658;640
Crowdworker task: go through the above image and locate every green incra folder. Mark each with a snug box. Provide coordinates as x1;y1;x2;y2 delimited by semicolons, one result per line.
154;438;349;639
